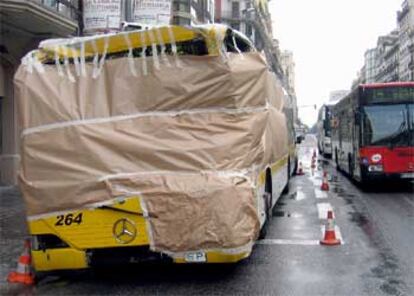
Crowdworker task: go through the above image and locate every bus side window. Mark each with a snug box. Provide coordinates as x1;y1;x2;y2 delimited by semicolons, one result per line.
354;111;360;125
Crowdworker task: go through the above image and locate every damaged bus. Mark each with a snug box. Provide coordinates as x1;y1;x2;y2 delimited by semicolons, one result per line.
15;25;296;272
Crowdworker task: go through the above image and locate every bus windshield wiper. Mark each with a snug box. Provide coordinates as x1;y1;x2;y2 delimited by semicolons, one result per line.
388;116;408;149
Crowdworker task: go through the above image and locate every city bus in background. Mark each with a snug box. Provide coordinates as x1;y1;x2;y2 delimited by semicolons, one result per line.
317;90;348;158
317;104;333;157
331;82;414;184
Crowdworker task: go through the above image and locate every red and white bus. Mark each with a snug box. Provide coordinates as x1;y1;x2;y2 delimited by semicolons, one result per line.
331;82;414;183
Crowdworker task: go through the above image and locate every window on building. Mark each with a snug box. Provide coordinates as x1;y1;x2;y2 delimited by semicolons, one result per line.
172;16;191;26
246;24;252;37
232;2;240;18
230;22;240;31
173;1;190;12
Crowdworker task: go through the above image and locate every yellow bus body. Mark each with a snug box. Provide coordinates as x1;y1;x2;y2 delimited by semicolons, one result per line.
28;152;295;271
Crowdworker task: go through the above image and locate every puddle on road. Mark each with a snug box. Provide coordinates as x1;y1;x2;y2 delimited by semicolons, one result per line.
272;210;303;218
349;212;369;228
288;191;306;201
370;251;407;296
332;186;345;194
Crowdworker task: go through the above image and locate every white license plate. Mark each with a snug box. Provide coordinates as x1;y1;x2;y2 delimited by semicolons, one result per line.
184;252;206;263
401;173;414;179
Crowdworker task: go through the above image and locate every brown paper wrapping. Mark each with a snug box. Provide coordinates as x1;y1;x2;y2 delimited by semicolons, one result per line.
106;174;259;253
16;52;288;253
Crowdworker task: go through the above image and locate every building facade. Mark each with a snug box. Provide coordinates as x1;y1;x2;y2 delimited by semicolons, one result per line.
171;0;215;25
0;0;80;185
280;50;298;122
375;30;400;82
214;0;261;49
364;48;377;83
398;0;414;81
355;0;414;85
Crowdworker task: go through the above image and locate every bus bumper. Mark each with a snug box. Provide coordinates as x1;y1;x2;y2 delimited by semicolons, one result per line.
361;168;414;182
31;245;250;271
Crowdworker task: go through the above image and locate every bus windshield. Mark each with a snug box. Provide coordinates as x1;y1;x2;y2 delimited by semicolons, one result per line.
362;104;413;147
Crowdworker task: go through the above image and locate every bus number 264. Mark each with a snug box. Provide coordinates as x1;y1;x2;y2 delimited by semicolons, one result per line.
55;213;83;226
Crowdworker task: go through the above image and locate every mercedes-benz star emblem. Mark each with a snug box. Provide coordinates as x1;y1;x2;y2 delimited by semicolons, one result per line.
112;218;137;244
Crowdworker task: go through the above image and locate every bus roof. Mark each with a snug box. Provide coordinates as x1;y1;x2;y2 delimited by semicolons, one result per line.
31;24;255;63
360;82;414;89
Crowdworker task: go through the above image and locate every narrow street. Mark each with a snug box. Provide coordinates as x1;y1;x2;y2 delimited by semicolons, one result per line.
1;134;412;295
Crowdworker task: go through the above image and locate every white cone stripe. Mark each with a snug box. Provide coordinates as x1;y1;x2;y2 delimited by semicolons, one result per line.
17;262;27;274
320;225;344;245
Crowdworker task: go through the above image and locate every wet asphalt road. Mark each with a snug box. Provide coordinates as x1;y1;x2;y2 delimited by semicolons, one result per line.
1;134;413;295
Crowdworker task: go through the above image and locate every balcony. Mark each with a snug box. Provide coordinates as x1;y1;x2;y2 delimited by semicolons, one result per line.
0;0;79;38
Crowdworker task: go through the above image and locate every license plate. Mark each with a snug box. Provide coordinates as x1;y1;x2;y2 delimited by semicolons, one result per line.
184;252;206;263
401;173;414;179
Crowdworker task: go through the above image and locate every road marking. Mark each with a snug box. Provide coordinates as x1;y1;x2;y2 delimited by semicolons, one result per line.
315;189;328;199
295;191;306;201
311;177;321;187
256;239;320;246
317;202;333;219
403;196;414;208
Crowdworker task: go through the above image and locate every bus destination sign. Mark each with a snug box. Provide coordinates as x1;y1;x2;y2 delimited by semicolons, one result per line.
362;86;414;104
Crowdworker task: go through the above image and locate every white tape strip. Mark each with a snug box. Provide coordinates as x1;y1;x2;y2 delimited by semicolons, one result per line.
71;48;81;76
167;26;182;68
91;39;99;79
54;46;64;77
22;104;269;137
26;54;33;73
62;46;75;82
138;197;156;251
24;50;45;74
27;196;137;221
147;29;160;70
216;29;229;62
155;27;171;67
123;33;138;77
93;36;109;79
232;35;244;60
140;31;148;76
98;168;255;183
80;42;86;77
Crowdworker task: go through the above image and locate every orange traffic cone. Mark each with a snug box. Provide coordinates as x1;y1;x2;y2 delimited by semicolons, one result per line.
297;162;304;175
7;239;35;285
321;171;329;191
320;210;341;245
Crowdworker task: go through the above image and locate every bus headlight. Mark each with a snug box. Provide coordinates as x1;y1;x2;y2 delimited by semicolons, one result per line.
371;154;382;163
368;164;383;172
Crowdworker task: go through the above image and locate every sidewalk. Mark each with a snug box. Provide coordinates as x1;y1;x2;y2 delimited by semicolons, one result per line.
0;186;29;292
